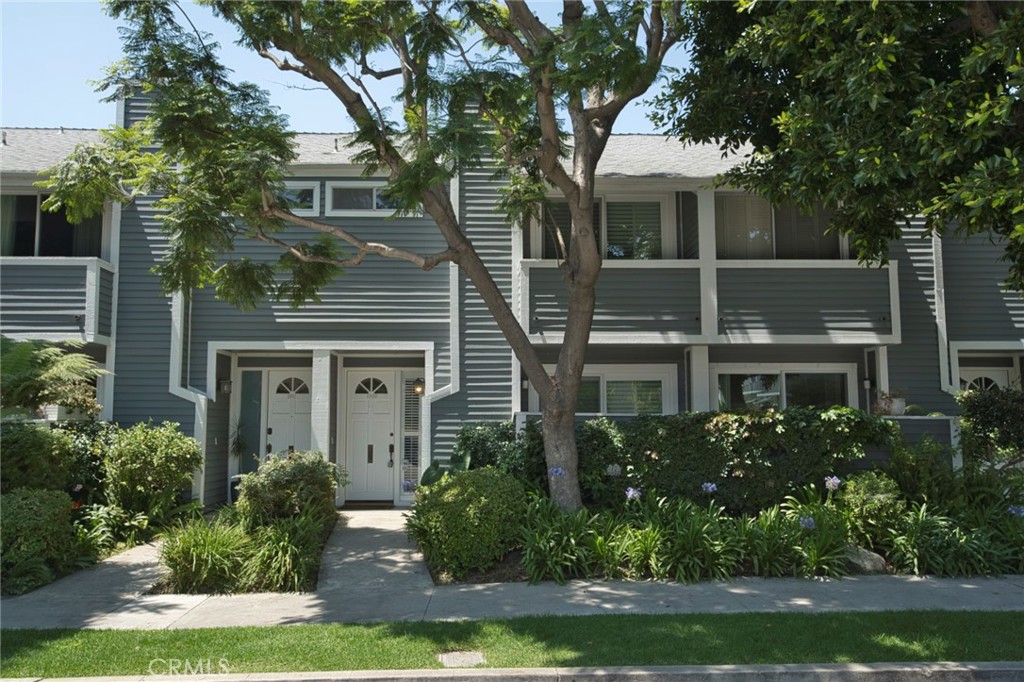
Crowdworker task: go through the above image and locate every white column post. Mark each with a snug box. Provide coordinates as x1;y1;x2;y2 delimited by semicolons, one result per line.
696;190;718;340
311;350;331;458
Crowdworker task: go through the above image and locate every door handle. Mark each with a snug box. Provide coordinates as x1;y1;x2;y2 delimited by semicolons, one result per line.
267;427;273;435
388;443;395;468
367;444;373;464
265;443;272;454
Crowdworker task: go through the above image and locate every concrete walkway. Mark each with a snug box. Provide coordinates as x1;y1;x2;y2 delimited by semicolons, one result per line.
2;510;1022;630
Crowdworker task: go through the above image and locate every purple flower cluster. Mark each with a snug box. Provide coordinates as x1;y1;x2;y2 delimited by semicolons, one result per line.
548;466;566;477
799;515;816;530
701;482;718;494
824;475;841;492
606;463;623;477
625;487;642;501
1010;504;1024;518
402;479;415;493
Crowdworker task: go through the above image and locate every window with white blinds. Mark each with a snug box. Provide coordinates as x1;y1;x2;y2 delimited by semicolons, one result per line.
715;193;774;259
401;377;421;495
541;201;600;259
773;203;840;259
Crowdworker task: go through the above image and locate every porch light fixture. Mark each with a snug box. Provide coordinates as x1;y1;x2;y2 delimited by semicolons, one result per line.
218;379;233;395
412;378;425;396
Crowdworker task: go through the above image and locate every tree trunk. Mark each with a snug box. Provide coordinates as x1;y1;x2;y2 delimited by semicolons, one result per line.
541;401;585;511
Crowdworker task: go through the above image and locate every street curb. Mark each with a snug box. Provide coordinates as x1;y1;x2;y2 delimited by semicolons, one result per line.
5;661;1024;682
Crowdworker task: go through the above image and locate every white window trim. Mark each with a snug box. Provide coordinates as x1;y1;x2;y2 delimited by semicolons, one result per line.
282;181;321;217
709;362;858;410
325;180;418;217
528;363;678;415
531;194;675;261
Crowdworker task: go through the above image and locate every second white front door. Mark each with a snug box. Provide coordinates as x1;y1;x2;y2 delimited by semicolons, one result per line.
346;371;397;500
266;370;313;455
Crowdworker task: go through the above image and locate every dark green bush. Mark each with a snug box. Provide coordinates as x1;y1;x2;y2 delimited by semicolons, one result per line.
406;467;526;578
80;503;152;553
457;420;518;470
0;422;71;493
837;471;907;549
104;421;203;522
958;386;1024;471
0;488;81;594
885;436;958;504
54;420;118;505
235;451;341;527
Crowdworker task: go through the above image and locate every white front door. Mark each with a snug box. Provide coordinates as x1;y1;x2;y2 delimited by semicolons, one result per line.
346;371;397;501
266;370;313;455
960;368;1011;391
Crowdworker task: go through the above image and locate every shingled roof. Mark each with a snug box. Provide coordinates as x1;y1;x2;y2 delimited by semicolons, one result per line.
2;128;747;179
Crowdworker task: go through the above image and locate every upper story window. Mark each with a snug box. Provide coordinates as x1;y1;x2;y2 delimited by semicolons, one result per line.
279;181;320;217
540;199;669;260
325;181;403;217
1;194;102;258
715;193;840;260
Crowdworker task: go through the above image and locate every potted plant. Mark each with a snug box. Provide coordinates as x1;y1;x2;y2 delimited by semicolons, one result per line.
873;389;907;416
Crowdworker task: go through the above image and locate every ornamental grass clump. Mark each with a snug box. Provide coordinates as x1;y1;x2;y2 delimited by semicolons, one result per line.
406;467;526;579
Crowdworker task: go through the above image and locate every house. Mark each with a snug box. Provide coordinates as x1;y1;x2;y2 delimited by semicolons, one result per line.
2;93;1022;507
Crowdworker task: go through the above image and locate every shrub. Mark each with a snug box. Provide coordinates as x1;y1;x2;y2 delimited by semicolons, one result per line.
837;471;908;549
160;518;252;594
240;510;336;592
104;421;203;523
54;420;118;505
235;451;341;527
520;495;595;584
737;506;800;577
80;503;153;553
886;436;958;505
958;386;1024;471
0;489;81;594
659;500;742;583
0;336;105;418
0;422;71;493
457;420;518;470
406;467;526;578
782;486;851;578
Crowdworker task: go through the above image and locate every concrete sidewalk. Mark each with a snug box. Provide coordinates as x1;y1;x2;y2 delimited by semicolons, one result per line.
2;509;1022;630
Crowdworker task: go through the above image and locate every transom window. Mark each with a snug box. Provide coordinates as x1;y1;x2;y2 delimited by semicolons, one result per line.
275;377;310;395
715;193;841;260
539;198;668;260
1;194;102;258
355;377;388;395
711;364;856;411
326;181;403;217
532;364;677;415
279;181;320;217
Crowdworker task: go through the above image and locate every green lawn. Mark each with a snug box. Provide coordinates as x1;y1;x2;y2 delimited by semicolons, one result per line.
2;611;1021;677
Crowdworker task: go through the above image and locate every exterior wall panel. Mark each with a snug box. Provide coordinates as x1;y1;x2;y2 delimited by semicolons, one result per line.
0;263;88;337
529;266;701;334
943;234;1024;342
717;267;892;335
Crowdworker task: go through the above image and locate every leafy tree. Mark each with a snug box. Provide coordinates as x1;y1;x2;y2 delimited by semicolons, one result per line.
653;0;1024;288
0;335;105;418
40;1;685;510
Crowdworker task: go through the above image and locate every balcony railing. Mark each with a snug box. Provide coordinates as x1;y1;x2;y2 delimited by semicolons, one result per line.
0;257;115;343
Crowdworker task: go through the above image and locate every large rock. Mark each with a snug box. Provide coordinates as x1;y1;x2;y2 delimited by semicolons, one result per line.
844;545;887;575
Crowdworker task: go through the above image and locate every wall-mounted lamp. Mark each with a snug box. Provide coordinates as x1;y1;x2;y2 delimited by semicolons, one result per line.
412;378;425;396
218;379;233;395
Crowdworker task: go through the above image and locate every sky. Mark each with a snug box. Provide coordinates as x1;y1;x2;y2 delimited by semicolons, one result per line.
0;0;687;134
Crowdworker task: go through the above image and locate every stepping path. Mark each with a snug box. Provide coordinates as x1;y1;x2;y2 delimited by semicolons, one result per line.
2;510;1022;630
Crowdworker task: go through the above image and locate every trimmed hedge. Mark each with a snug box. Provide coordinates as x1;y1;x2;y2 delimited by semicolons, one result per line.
0;422;71;494
0;489;80;595
406;467;526;578
235;451;341;527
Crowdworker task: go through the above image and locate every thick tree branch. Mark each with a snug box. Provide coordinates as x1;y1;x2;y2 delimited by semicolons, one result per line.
257;47;319;81
266;206;455;270
252;229;370;269
966;0;999;36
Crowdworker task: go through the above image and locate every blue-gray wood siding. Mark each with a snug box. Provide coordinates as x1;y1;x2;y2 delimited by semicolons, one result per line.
0;263;88;337
716;267;892;335
529;267;701;335
112;192;195;428
97;267;114;337
886;223;959;414
203;354;232;507
942;234;1024;342
430;155;515;465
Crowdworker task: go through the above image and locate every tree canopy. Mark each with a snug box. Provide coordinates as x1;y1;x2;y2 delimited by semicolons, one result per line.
42;0;684;510
653;0;1024;288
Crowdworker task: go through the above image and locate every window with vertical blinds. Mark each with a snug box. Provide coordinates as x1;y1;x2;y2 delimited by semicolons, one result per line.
605;201;661;259
541;201;600;259
773;203;840;259
715;193;774;259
